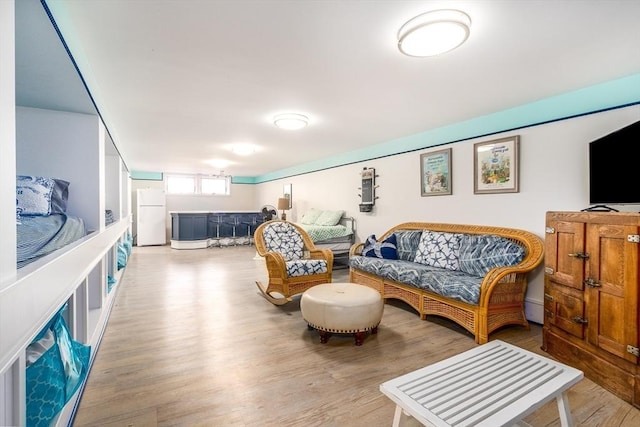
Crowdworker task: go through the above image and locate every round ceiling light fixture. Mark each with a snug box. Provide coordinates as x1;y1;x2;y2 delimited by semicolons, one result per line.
273;113;309;130
398;9;471;57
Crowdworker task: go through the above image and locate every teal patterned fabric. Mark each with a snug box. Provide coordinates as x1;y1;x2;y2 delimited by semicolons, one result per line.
350;256;483;304
286;259;328;277
414;231;463;271
458;234;525;276
26;311;90;427
26;335;65;427
394;230;423;261
263;222;304;261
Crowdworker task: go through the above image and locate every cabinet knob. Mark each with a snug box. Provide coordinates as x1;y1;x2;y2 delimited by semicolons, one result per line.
584;277;601;288
571;316;588;324
568;252;589;259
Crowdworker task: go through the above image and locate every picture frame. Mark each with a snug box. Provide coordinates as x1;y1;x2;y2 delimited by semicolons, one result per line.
283;183;292;209
473;135;520;194
420;148;452;196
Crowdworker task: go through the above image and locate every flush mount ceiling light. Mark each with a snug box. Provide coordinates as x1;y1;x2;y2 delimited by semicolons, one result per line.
273;113;309;130
398;9;471;57
230;143;256;156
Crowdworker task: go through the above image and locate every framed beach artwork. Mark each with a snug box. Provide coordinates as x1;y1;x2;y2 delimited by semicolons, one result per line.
420;148;452;196
473;136;520;194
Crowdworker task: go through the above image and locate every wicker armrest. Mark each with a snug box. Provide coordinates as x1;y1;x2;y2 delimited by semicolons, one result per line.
350;242;364;256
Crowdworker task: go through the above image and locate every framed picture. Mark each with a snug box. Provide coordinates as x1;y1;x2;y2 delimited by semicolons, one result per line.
473;136;520;194
420;148;452;196
283;183;292;208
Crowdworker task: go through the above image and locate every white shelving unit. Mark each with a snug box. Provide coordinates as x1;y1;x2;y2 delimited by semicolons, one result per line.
0;1;133;425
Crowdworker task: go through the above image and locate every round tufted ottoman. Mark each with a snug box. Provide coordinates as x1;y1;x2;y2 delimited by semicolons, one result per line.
300;283;384;346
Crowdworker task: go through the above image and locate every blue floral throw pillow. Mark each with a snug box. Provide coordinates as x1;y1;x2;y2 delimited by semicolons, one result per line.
362;234;397;259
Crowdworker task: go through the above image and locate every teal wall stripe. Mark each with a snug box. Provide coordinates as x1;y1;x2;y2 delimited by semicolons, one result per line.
242;73;640;184
231;176;256;184
131;171;163;181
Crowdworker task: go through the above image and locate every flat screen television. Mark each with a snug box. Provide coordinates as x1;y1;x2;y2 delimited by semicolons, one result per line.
589;119;640;205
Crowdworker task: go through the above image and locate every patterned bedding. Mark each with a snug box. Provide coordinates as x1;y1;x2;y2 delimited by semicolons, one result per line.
17;214;87;268
297;224;353;242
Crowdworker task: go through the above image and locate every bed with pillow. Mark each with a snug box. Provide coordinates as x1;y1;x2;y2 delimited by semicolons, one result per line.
16;175;87;268
297;208;355;269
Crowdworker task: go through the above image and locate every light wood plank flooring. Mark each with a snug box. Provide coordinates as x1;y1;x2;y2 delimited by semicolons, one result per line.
73;245;640;426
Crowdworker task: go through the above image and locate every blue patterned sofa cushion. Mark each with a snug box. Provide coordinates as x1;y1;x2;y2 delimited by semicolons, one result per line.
394;230;423;261
458;234;525;276
350;255;483;304
350;256;428;288
262;222;304;261
418;269;483;304
286;259;329;277
414;231;463;270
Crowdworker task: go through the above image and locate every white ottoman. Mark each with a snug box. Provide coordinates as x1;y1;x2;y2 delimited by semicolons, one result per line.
300;282;384;346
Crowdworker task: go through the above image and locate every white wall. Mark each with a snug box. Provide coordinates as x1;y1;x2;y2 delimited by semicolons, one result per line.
255;105;640;323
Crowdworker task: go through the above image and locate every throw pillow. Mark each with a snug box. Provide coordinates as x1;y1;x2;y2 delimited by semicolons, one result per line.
458;234;525;276
16;176;70;216
314;209;345;226
414;230;462;270
362;234;397;259
16;175;56;216
394;230;423;261
300;208;322;225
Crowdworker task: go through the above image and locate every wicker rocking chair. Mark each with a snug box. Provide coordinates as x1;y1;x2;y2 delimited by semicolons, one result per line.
254;220;334;305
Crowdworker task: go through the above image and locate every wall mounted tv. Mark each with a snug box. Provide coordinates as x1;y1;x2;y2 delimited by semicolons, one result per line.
589;119;640;205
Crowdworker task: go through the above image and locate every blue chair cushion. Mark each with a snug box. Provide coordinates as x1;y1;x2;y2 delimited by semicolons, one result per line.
263;222;304;261
286;259;329;277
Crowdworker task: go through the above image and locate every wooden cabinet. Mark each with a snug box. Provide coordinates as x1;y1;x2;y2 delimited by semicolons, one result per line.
542;211;640;408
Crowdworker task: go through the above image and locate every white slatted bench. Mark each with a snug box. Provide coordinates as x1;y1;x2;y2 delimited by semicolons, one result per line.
380;340;583;427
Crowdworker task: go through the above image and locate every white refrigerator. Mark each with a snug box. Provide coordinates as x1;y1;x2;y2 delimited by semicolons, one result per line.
136;189;167;246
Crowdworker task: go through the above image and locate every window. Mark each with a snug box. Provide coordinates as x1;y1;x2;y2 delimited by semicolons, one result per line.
166;174;230;195
201;176;229;195
166;175;196;194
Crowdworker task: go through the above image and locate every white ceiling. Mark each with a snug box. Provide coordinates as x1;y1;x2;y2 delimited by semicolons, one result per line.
16;0;640;177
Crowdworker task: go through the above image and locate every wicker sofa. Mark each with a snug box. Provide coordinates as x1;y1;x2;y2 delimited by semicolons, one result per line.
349;222;544;344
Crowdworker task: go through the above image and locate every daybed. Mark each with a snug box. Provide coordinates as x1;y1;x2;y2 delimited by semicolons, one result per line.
349;222;544;344
296;209;355;269
16;175;87;268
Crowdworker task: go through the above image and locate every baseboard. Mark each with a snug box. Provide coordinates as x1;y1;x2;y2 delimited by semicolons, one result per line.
524;297;543;324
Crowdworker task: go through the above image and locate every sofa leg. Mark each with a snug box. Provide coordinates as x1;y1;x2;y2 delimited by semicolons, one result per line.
354;331;365;346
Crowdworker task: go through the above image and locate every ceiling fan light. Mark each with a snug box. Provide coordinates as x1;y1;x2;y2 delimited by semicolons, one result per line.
398;9;471;57
273;113;309;130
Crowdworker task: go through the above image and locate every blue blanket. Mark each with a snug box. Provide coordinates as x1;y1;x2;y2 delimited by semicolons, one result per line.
17;214;86;268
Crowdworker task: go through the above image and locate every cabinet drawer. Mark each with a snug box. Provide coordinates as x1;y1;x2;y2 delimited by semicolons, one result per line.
544;284;585;339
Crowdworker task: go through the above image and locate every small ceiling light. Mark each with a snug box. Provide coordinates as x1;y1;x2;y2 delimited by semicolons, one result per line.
273;113;309;130
398;9;471;57
207;159;232;169
230;143;256;156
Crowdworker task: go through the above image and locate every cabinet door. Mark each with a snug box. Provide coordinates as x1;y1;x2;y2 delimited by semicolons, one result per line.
545;220;585;290
585;223;639;363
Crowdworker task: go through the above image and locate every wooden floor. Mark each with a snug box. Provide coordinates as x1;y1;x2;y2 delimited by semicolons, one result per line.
73;245;640;427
